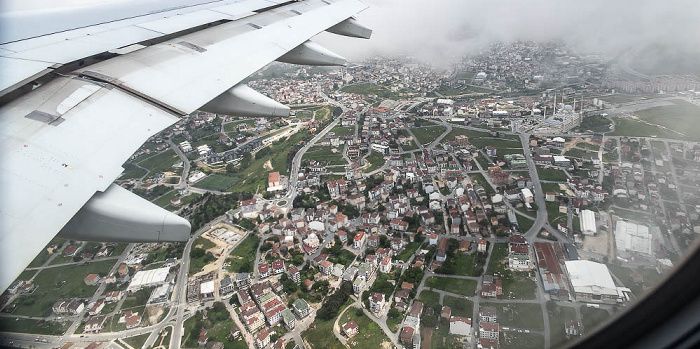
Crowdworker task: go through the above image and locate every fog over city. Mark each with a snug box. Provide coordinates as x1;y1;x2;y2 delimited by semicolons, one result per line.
316;0;700;70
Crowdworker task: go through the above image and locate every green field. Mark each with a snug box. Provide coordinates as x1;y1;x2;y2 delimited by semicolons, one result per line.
435;83;492;96
365;151;386;172
302;299;349;349
341;83;401;100
339;308;392;349
500;332;546;349
538;167;569;182
425;277;477;296
329;125;355;137
576;114;613;133
633;99;700;141
227;234;258;273
430;323;465;349
516;214;535;234
153;189;178;207
611;117;687;140
418;290;441;308
13;260;116;317
396;242;422;262
439;252;483;277
547;201;567;225
445;128;491;140
119;163;149;180
444;126;524;157
194;174;240;192
137;150;179;175
183;303;242;349
442;295;473;318
0;318;69;335
541;182;563;195
469;173;494;193
580;306;611;332
549;304;577;348
611;208;653;223
601;94;644;104
503;274;537;300
223;119;255;133
303;146;347;165
228;130;314;193
486;243;509;274
123;333;151;349
410;126;447;145
483;302;544;330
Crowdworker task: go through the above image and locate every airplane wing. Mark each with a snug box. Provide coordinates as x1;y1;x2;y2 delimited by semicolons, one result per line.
0;0;371;291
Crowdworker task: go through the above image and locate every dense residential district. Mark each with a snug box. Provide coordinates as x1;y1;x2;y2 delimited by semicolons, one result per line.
4;41;700;349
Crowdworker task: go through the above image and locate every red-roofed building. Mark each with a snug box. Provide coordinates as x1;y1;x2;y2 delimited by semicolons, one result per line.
258;263;270;278
272;260;285;274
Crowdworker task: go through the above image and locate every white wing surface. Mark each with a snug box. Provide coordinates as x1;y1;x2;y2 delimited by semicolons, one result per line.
0;0;370;291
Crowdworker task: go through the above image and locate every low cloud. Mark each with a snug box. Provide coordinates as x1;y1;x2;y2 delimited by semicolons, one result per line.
315;0;700;68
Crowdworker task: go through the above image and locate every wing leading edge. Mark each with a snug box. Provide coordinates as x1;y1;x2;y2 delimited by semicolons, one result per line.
0;0;371;292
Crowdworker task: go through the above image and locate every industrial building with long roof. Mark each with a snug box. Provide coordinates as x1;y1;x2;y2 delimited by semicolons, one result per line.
580;209;597;236
565;260;631;303
615;220;653;256
127;266;171;292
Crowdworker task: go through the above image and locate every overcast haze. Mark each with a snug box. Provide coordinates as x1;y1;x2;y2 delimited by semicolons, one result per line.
3;0;700;72
316;0;700;69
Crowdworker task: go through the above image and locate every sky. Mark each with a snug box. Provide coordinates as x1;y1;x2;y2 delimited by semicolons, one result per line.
314;0;700;68
3;0;700;70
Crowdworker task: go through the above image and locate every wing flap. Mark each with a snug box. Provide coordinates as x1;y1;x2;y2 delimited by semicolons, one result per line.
74;0;368;115
0;76;179;291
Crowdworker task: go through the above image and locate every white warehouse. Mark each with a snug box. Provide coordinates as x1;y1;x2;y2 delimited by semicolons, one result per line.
580;210;597;236
565;260;630;303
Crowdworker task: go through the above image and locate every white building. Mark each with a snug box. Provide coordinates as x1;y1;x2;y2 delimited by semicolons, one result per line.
580;210;597;235
128;267;170;292
615;220;652;256
449;316;472;337
179;141;193;153
565;260;629;303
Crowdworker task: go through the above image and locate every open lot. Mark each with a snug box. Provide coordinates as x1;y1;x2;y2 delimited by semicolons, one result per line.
430;323;467;349
500;331;545;349
418;290;442;308
226;234;258;273
396;242;422;262
611;117;687;140
580;305;611;333
341;83;401;100
538;167;569;182
339;307;392;349
228;130;313;193
548;304;577;348
365;151;386;172
329;125;355;137
483;302;544;331
486;243;509;274
13;260;116;317
137;150;179;175
194;174;240;192
633;99;700;141
442;295;473;318
425;277;477;296
0;318;70;335
411;125;447;145
516;214;535;233
303;145;347;166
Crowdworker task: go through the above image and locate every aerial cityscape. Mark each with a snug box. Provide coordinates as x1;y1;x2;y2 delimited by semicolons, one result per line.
2;1;700;349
